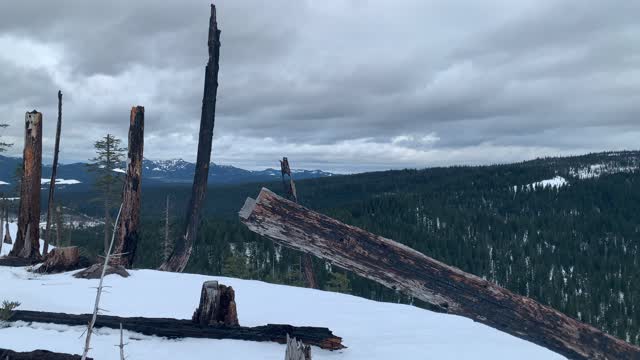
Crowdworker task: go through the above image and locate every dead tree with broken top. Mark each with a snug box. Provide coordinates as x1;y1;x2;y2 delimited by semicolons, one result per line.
112;106;145;268
44;90;63;256
9;111;43;260
239;188;640;360
280;157;317;289
160;4;221;272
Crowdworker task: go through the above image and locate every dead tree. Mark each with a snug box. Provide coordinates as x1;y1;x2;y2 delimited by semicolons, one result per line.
0;204;4;253
285;334;312;360
239;188;640;360
160;4;221;272
55;205;63;246
44;90;63;256
280;157;317;289
163;195;172;261
4;207;11;244
192;280;239;326
112;106;144;268
9;111;42;260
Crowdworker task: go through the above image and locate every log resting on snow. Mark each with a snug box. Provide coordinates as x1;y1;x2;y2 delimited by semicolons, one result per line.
9;310;344;351
238;187;640;360
0;349;89;360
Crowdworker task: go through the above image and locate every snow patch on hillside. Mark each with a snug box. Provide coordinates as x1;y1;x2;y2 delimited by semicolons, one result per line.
41;178;81;185
514;176;568;192
569;163;637;179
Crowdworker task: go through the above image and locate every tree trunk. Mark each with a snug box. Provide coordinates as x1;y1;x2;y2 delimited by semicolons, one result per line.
36;246;81;274
285;334;312;360
160;4;221;272
0;205;4;254
0;349;89;360
9;111;42;260
112;106;144;268
4;207;11;244
192;280;239;326
10;310;344;350
55;205;63;246
280;157;317;289
44;90;63;256
239;188;640;360
163;195;171;261
104;196;110;256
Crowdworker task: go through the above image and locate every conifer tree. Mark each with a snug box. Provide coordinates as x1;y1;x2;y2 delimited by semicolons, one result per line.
88;134;125;255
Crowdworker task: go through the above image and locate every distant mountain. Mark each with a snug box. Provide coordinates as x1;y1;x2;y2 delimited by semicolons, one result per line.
0;155;334;190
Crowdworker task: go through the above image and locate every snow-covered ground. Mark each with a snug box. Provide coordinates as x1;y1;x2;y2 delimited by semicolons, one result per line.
514;176;568;192
41;178;82;185
0;223;564;359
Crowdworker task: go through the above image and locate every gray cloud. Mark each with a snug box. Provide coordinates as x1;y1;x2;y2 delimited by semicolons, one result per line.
0;0;638;172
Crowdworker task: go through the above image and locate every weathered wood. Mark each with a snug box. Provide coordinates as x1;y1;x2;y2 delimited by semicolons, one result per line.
239;188;640;360
0;349;89;360
192;281;239;326
280;157;317;289
44;90;63;256
3;208;11;244
10;111;42;260
112;106;144;268
0;256;38;267
73;263;130;279
36;246;85;274
160;4;221;273
9;310;344;350
285;334;312;360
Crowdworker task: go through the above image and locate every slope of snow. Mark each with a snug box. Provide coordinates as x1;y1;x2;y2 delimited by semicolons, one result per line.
569;163;637;179
0;224;564;360
514;176;568;192
41;178;82;185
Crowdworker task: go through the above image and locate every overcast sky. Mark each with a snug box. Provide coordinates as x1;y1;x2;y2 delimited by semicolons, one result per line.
0;1;638;173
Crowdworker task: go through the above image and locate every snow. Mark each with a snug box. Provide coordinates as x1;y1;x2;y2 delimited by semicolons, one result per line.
112;168;126;174
41;178;81;185
515;176;568;192
569;163;637;179
0;181;9;185
0;223;564;360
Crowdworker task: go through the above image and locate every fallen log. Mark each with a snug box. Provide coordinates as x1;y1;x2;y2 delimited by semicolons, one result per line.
9;310;344;351
0;349;88;360
0;256;39;267
239;188;640;360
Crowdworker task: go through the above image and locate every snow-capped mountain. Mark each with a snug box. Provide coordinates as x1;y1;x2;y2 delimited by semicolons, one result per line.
0;156;335;188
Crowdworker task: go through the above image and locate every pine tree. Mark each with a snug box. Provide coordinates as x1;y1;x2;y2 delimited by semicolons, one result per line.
88;134;125;255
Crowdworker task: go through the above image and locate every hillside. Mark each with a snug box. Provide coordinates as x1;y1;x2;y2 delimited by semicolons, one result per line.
0;224;561;359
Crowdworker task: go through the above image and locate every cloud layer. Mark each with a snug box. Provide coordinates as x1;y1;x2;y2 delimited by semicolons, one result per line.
0;0;638;172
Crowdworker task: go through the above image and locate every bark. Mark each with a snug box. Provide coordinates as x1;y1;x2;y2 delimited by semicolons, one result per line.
73;263;130;279
112;106;144;268
36;246;84;274
55;205;63;246
44;90;63;256
160;4;221;272
239;188;640;360
285;334;312;360
280;157;317;289
0;349;89;360
10;111;42;260
192;280;239;326
0;206;4;254
4;208;11;244
10;310;344;350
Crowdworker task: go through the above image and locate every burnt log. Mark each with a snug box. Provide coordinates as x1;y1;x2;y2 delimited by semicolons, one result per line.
36;246;82;274
73;263;130;279
10;111;42;260
0;349;89;360
0;256;39;267
44;91;63;256
160;5;221;272
9;310;344;351
192;280;239;326
112;106;144;268
239;188;640;360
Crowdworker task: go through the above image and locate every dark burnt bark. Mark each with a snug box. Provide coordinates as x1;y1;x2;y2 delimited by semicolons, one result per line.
280;157;317;289
112;106;144;268
239;188;640;360
10;111;42;260
3;207;10;244
44;90;63;256
160;4;221;272
9;310;344;351
192;280;239;326
0;349;89;360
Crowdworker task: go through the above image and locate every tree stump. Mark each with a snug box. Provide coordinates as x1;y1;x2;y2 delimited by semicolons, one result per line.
192;281;239;326
285;334;312;360
36;246;81;274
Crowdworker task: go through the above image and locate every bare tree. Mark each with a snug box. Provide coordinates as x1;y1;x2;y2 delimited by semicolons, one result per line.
280;157;317;289
44;90;63;256
163;195;172;262
81;204;123;360
10;111;42;260
160;4;221;272
112;106;144;268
